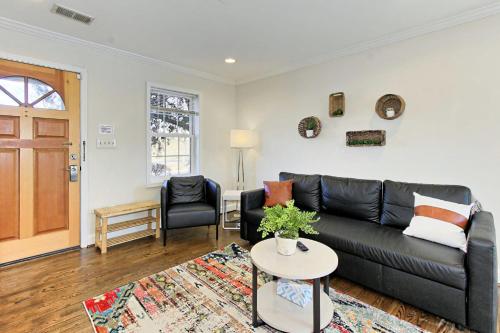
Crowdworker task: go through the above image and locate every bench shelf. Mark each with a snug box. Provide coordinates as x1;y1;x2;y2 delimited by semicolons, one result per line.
94;200;160;254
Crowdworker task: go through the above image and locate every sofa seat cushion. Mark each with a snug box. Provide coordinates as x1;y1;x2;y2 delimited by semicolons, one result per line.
307;213;466;290
167;203;215;229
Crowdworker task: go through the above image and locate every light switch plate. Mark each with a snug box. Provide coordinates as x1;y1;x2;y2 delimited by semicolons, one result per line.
97;139;117;148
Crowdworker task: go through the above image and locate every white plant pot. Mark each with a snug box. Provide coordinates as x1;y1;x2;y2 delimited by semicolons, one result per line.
306;130;314;137
385;108;396;118
275;233;298;256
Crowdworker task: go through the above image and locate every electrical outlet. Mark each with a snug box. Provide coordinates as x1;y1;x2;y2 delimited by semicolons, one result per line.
97;138;117;148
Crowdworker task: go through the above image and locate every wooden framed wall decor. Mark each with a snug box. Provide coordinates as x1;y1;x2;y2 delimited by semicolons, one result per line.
329;92;345;117
346;130;386;147
376;94;405;120
298;116;321;139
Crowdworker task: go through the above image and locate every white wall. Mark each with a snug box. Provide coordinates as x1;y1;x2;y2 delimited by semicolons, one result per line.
0;26;236;244
2;13;500;252
236;15;500;249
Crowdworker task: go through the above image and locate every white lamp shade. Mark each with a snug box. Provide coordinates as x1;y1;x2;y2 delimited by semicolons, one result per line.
230;129;255;148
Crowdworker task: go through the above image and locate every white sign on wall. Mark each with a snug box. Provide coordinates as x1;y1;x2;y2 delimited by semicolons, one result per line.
98;124;114;135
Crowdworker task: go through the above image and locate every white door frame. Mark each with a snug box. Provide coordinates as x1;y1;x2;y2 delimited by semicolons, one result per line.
0;51;90;248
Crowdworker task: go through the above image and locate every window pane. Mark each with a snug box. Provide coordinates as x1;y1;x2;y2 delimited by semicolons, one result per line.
0;77;24;103
150;112;161;134
165;96;190;111
33;92;65;110
161;112;177;134
150;92;159;107
165;156;179;176
0;89;18;106
178;114;190;134
149;87;198;183
179;137;190;155
27;78;52;104
179;156;191;175
152;156;166;177
165;137;179;156
151;137;165;157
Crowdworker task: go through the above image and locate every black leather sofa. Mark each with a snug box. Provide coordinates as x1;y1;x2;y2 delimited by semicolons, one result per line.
240;172;497;333
161;176;221;246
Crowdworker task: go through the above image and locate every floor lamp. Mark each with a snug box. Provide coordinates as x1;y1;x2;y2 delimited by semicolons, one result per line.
230;129;255;190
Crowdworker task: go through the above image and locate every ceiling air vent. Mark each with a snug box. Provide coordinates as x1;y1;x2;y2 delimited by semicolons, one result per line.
51;4;94;25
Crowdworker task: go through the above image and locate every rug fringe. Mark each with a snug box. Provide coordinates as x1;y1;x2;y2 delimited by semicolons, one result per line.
82;301;98;333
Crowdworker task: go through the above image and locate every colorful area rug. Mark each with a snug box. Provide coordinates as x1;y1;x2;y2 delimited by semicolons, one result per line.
84;243;426;333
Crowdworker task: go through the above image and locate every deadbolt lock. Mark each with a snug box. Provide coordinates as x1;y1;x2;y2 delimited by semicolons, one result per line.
68;165;78;182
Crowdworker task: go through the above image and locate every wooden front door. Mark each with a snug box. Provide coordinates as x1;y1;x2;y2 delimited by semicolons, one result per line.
0;59;80;264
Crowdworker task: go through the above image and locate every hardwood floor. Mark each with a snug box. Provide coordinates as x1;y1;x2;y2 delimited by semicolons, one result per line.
0;225;496;333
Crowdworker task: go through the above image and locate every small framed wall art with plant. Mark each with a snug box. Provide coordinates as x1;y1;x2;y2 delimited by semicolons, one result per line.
298;116;321;139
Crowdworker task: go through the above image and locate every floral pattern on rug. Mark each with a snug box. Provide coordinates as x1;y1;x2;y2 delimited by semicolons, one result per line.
83;243;426;333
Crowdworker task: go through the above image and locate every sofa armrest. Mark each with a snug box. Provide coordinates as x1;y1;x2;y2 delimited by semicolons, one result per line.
240;189;265;240
467;210;498;333
160;180;169;229
206;179;221;224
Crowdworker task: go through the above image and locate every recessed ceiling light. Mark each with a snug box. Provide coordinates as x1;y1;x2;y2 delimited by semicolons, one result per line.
225;58;236;64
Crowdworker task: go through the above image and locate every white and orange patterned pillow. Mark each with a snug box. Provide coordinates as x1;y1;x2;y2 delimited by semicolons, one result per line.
403;193;474;252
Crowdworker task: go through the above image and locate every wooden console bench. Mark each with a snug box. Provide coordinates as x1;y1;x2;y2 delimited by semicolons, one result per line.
94;201;160;253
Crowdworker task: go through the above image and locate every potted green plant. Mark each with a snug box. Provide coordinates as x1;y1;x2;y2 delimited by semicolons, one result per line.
257;200;319;255
305;118;317;138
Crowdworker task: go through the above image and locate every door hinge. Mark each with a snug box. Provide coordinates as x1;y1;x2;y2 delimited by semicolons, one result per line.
76;73;81;80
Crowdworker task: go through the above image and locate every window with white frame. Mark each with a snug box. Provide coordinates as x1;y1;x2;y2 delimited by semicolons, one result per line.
147;85;199;184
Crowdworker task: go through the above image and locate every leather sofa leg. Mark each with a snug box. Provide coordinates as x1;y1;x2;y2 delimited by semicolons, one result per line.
163;228;167;246
216;223;219;241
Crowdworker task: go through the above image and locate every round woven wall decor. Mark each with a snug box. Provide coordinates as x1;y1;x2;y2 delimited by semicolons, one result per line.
298;116;321;139
375;94;405;120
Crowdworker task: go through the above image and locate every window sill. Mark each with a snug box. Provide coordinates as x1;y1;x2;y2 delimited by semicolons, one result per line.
146;183;164;188
146;173;196;188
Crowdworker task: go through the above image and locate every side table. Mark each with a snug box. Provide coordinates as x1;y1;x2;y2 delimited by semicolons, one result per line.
222;190;242;230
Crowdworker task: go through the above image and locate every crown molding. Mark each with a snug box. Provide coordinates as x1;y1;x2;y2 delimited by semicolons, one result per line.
0;16;235;85
237;2;500;85
1;2;500;87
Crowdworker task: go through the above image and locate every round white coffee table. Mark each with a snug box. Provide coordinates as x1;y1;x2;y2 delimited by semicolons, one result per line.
250;238;338;333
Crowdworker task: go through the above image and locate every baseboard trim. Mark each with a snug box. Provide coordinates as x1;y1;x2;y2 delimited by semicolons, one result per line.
0;246;81;268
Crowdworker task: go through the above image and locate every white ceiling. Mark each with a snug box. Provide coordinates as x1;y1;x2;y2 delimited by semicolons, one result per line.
1;0;499;84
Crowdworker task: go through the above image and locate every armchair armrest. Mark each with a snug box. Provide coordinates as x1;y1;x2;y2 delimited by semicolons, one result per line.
240;189;265;240
205;179;221;224
467;210;497;333
160;180;169;229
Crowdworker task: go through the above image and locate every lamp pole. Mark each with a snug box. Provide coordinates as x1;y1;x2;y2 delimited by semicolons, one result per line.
237;149;245;190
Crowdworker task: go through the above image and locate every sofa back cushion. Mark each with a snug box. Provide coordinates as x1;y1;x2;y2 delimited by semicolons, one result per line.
321;175;382;223
381;180;472;229
169;175;205;205
279;172;321;212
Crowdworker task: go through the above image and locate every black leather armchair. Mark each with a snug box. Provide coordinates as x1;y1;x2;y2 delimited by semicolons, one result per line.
161;176;221;246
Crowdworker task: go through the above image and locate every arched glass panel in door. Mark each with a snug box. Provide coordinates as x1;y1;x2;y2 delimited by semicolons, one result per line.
0;76;65;110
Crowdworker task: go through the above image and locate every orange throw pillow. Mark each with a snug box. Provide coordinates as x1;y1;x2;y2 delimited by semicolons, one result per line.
264;180;293;207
